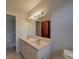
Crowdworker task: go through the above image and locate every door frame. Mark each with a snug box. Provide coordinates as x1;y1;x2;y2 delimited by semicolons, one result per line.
6;13;17;51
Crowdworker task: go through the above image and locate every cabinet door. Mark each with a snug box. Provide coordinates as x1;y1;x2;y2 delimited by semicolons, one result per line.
23;44;29;59
20;40;38;59
19;40;29;59
27;45;37;59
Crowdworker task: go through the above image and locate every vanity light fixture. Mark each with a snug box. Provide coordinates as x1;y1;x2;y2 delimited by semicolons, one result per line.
29;10;46;21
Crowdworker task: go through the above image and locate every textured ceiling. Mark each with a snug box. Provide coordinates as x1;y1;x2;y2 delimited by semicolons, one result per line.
6;0;42;12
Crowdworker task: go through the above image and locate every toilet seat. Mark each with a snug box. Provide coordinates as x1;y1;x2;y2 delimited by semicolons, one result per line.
64;49;73;59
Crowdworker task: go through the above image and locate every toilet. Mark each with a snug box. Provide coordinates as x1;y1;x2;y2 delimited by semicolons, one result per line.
64;49;73;59
52;49;73;59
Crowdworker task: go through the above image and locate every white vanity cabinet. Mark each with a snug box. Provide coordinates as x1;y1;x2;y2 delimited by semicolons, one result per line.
19;39;51;59
19;39;37;59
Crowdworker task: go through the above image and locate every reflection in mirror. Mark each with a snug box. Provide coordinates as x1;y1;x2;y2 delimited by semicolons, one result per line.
36;21;50;38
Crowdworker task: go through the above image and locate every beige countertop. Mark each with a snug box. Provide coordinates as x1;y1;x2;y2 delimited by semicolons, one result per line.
20;36;51;50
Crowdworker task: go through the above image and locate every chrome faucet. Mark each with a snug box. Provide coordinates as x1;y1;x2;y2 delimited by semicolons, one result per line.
36;39;41;45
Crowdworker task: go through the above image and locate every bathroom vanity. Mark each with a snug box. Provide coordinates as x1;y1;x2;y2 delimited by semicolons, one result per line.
19;36;51;59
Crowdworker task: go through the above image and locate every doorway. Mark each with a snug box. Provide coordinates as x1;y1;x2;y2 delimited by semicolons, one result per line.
41;21;50;38
6;14;16;54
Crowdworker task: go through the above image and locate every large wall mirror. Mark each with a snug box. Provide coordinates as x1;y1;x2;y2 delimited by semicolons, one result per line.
36;20;50;38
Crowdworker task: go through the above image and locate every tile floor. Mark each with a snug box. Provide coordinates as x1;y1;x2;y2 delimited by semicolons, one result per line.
6;47;23;59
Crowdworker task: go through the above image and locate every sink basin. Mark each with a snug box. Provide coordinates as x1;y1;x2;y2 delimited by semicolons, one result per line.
34;39;47;45
27;38;39;42
31;39;49;49
27;37;47;45
22;37;50;49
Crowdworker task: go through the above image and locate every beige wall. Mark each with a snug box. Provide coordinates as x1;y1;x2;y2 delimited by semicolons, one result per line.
26;20;36;36
51;0;73;56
